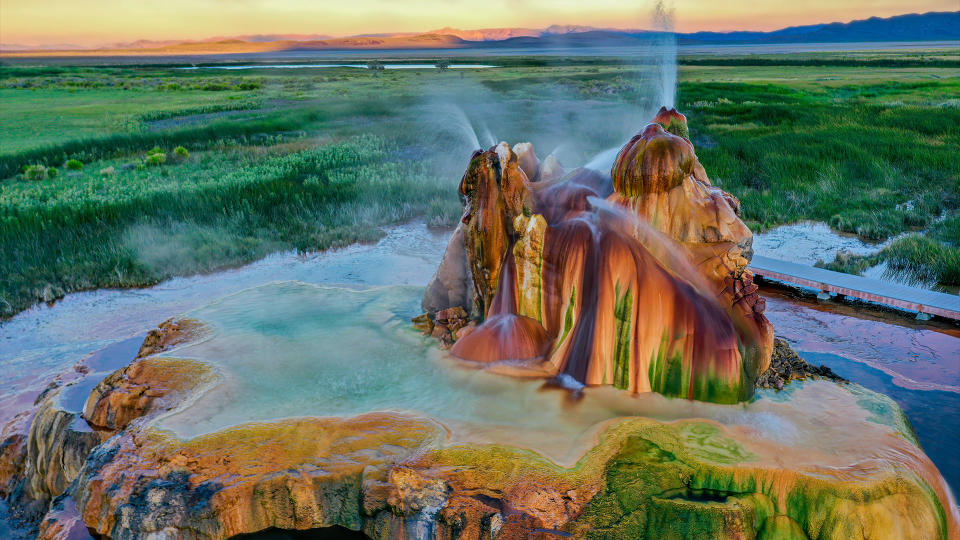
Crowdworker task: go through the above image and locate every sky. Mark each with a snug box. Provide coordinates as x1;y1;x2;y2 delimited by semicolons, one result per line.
1;0;956;47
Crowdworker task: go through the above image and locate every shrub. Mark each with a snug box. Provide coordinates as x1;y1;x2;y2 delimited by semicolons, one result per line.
23;165;48;180
145;152;166;167
173;146;190;159
147;147;164;156
47;167;58;178
99;166;116;176
65;159;83;170
815;249;878;275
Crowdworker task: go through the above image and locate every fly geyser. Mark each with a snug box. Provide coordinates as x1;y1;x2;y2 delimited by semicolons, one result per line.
423;108;774;403
2;112;958;540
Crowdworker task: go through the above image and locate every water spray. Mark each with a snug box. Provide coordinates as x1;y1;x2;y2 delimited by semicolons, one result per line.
652;0;677;109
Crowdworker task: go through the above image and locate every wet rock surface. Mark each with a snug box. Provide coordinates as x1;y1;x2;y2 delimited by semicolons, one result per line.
1;288;957;539
36;496;94;540
414;306;474;349
135;317;207;359
66;383;960;539
0;327;206;537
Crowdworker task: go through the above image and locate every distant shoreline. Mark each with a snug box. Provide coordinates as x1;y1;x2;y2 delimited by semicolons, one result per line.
1;40;958;65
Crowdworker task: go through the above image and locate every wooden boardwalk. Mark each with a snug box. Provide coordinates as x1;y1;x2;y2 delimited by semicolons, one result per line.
749;255;960;321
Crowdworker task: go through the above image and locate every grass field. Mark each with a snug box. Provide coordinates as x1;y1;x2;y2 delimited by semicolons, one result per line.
1;51;959;317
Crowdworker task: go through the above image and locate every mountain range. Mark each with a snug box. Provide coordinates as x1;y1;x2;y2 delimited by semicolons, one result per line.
2;11;957;56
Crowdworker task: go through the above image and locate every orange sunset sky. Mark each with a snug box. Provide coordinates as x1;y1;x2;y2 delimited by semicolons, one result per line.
2;0;957;47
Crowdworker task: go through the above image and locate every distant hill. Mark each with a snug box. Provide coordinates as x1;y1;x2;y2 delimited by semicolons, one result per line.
1;11;957;57
680;11;960;44
477;12;959;49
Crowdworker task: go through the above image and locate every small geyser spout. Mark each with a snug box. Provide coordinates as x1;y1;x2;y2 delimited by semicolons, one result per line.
651;0;678;110
422;111;773;404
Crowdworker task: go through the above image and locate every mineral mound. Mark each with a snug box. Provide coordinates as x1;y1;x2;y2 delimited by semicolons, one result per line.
424;108;773;403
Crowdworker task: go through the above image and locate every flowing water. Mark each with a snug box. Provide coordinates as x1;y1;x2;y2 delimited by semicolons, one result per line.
149;280;943;490
0;222;957;493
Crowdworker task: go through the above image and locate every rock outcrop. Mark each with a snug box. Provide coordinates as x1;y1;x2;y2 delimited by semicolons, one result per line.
84;357;213;439
425;109;774;403
62;368;960;539
0;323;207;537
421;223;474;314
757;338;848;390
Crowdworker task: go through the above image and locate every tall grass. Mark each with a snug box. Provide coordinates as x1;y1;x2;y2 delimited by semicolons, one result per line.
817;234;960;286
882;235;960;285
0;135;454;317
0;109;320;178
680;82;960;241
2;60;959;314
679;58;960;68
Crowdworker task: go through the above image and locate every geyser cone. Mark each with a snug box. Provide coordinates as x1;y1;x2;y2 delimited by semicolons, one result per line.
609;120;773;382
612;123;695;197
459;143;533;318
653;106;690;139
427;115;774;403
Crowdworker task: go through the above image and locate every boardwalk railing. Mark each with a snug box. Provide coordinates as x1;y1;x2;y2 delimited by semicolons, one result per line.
749;255;960;321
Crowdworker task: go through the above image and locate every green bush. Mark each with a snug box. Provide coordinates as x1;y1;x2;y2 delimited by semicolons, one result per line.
65;159;83;170
145;152;166;166
0;108;320;178
173;146;190;159
47;167;58;178
23;164;48;180
147;147;164;156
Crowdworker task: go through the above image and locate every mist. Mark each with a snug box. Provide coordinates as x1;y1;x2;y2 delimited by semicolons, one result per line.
397;0;679;185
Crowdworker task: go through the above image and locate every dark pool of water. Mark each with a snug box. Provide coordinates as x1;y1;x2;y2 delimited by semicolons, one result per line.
801;350;960;495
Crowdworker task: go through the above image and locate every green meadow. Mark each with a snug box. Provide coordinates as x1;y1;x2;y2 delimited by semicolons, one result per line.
1;52;959;317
